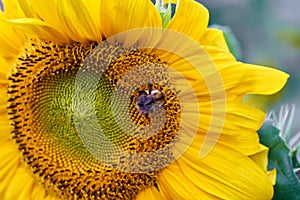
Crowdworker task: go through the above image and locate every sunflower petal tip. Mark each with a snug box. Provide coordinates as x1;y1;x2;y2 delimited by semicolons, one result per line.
270;69;289;94
267;168;277;185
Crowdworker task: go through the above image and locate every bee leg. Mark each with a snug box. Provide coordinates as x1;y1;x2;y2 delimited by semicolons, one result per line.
148;82;153;94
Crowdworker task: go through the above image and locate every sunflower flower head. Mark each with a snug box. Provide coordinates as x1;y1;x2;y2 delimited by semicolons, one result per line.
0;0;288;199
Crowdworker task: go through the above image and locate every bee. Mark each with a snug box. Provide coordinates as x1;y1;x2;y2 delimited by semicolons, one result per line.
135;82;165;115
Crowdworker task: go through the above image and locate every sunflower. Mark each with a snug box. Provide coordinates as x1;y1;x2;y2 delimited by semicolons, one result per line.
0;0;288;199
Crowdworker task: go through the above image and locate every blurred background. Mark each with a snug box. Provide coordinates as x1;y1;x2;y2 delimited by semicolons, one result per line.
198;0;300;134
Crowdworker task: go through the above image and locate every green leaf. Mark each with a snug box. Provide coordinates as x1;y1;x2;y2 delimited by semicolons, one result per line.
291;148;300;168
155;0;172;28
258;124;300;200
210;25;242;60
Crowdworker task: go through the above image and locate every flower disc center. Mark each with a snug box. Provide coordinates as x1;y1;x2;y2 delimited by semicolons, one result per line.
7;39;182;199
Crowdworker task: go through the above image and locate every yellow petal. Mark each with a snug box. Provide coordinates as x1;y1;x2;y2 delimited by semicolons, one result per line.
1;0;26;18
0;86;10;124
0;139;52;200
0;139;21;197
155;183;174;200
249;145;276;185
158;162;222;199
171;135;274;199
201;28;230;52
1;18;69;42
0;21;26;58
202;45;236;68
211;103;264;155
144;2;162;28
31;180;57;200
249;145;269;170
43;195;59;200
0;125;11;140
0;133;54;200
0;160;19;198
56;0;102;42
0;141;20;177
224;103;265;134
85;0;102;37
136;186;164;200
15;0;38;18
166;0;209;42
5;167;35;200
0;85;9;109
100;0;151;38
163;0;178;4
31;185;47;200
0;56;10;80
267;169;277;185
191;103;263;155
217;132;259;156
220;63;289;96
25;0;71;40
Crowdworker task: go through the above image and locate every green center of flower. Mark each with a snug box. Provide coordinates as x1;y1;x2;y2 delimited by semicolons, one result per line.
8;39;182;199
